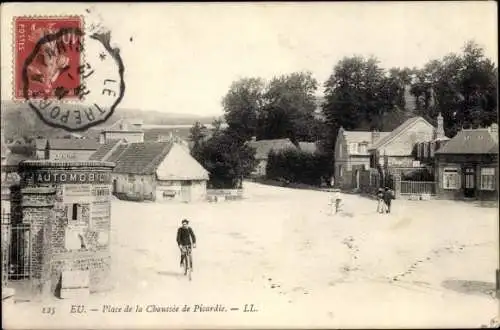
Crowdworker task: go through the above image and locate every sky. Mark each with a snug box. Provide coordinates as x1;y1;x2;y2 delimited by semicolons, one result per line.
1;2;497;116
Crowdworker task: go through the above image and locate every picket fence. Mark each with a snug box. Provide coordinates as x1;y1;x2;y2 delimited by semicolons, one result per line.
400;181;436;196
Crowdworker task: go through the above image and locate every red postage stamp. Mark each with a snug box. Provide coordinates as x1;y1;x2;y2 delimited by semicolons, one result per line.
14;16;83;100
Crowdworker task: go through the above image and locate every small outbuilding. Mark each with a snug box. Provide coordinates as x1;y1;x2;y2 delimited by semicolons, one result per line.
91;141;209;202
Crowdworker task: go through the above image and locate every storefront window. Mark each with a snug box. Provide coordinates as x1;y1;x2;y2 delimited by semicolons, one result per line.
443;168;460;190
480;167;495;191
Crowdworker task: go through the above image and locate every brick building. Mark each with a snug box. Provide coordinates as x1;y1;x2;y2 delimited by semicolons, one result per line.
9;160;115;298
434;124;498;201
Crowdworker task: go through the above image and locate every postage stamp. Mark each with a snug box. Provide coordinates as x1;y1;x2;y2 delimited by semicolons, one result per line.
13;15;125;132
14;16;83;100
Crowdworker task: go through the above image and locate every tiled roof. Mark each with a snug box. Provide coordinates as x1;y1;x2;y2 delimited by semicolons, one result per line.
343;131;390;145
369;117;431;150
107;144;128;163
435;128;498;155
89;140;121;161
113;142;174;175
47;139;101;150
246;138;297;160
341;130;391;155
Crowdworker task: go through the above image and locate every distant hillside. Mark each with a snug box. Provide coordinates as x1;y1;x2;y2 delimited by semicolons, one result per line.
0;101;219;140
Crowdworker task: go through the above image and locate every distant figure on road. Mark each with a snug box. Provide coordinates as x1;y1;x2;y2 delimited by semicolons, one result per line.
383;187;395;214
177;219;196;269
329;189;342;215
376;188;386;213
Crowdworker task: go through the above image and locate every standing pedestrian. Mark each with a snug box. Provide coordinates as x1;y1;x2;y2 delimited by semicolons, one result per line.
376;188;385;213
383;187;395;213
333;189;342;214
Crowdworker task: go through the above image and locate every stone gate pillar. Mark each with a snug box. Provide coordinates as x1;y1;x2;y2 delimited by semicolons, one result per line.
20;187;56;296
393;173;402;199
18;161;115;298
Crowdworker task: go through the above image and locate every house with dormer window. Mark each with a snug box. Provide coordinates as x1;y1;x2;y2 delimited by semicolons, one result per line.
334;128;390;188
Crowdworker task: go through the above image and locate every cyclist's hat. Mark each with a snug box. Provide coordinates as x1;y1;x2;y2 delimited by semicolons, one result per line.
182;219;189;224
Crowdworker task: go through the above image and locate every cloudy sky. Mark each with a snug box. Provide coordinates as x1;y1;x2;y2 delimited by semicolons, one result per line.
1;2;497;116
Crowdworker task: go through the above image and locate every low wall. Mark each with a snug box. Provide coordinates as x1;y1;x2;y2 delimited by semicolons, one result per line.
206;189;244;201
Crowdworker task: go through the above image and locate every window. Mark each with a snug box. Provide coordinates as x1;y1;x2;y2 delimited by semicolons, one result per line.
443;168;460;190
480;167;495;191
350;143;358;154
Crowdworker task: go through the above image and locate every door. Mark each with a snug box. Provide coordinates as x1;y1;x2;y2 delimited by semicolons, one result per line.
354;170;360;189
463;167;475;198
180;181;191;203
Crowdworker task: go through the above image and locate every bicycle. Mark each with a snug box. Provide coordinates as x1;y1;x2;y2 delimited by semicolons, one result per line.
180;245;193;281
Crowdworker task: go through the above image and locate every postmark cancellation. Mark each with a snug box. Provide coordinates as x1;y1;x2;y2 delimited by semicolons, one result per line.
12;15;125;132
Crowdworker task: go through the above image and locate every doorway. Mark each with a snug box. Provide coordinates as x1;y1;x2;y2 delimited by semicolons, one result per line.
180;181;192;203
463;167;475;198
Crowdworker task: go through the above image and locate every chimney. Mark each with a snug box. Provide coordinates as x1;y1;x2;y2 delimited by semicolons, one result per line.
371;130;380;145
435;112;445;139
490;123;498;133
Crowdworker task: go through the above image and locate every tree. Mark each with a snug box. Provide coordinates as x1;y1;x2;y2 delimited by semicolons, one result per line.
192;131;258;189
259;72;318;143
222;77;265;141
189;121;207;153
410;41;497;137
323;56;399;132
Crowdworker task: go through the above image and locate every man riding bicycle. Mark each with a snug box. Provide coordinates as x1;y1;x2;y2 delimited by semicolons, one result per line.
176;219;196;270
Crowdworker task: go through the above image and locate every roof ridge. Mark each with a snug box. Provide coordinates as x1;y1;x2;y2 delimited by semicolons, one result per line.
142;141;174;174
369;116;432;150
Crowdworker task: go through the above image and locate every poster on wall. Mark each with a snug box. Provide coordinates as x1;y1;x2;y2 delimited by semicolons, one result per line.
63;184;92;203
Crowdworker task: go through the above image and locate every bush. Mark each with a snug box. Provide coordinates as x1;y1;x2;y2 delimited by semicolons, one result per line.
266;149;331;186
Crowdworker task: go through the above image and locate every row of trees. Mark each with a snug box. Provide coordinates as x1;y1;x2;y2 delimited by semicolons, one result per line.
191;41;497;188
222;72;326;144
